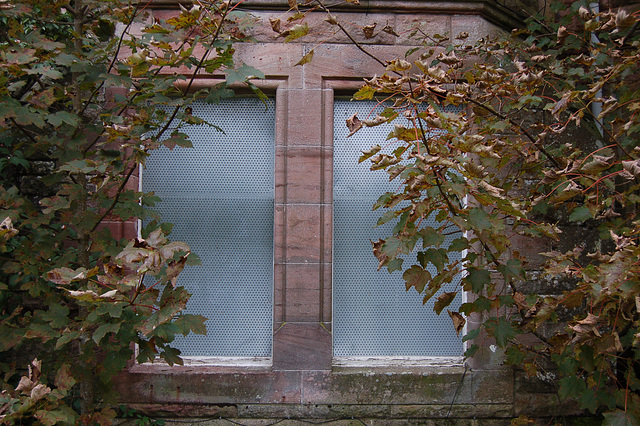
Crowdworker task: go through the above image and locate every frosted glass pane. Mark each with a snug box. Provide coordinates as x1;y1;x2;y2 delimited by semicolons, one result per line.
333;100;463;356
143;98;274;357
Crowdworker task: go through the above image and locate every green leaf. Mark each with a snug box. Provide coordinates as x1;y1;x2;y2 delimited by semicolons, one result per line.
46;111;80;127
468;207;492;231
602;410;639;426
40;303;70;329
423;248;448;273
386;258;404;273
488;317;517;347
173;314;207;336
448;237;468;251
497;259;525;281
579;388;598;414
93;322;121;344
161;346;184;366
377;210;397;226
464;267;491;293
558;375;586;401
382;236;408;257
56;331;81;349
283;23;309;42
353;85;377;100
420;226;445;247
569;205;593;222
204;84;235;104
462;327;480;342
464;344;479;357
373;192;395;209
34;407;78;426
227;63;265;85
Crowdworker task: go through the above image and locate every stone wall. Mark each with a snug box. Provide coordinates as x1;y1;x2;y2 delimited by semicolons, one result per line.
114;0;584;424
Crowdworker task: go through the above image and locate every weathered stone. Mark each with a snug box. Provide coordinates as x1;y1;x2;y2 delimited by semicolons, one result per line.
273;323;331;370
28;161;55;175
519;272;579;295
122;403;237;418
301;368;474;405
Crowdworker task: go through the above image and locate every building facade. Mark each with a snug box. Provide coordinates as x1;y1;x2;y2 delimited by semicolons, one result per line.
114;0;579;423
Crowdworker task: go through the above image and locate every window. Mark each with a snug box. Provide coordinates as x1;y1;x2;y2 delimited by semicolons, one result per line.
142;97;275;358
332;99;463;357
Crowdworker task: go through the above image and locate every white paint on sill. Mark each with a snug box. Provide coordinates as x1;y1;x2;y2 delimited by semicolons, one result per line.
332;356;464;368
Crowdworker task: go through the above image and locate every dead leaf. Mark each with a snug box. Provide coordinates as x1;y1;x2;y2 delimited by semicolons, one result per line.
30;384;51;402
269;18;281;34
165;255;189;287
363;23;376;39
448;310;466;337
15;376;35;394
437;52;461;66
513;292;528;311
362;115;387;127
622;159;640;177
325;13;338;25
382;25;399;37
371;239;388;270
346;113;363;137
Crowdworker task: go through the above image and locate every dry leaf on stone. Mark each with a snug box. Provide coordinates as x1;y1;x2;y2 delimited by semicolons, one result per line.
363;23;376;39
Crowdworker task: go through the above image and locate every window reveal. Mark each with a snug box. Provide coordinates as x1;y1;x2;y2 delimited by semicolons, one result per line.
143;98;275;357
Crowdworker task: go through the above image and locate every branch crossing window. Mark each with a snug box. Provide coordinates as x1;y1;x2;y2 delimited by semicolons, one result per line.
333;100;463;357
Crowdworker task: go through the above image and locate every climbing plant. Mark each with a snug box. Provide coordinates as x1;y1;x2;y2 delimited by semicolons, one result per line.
0;0;262;423
287;0;640;422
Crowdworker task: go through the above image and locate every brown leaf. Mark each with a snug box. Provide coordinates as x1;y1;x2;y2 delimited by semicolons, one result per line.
165;255;189;287
551;92;571;120
54;364;76;392
15;376;35;394
363;23;376;39
287;11;305;22
346;113;363;138
580;154;614;174
513;292;528;311
434;292;456;315
30;384;51;402
371;239;388;270
557;26;568;42
269;18;281;34
448;310;466;337
437;52;461;66
361;115;387;127
0;217;18;240
288;0;298;10
325;13;338;25
622;159;640;177
382;25;399;37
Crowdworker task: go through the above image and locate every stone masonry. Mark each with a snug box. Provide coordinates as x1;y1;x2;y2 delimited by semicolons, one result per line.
113;0;584;424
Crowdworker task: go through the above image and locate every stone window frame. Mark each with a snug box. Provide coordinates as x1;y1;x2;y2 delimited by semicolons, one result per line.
130;74;476;368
